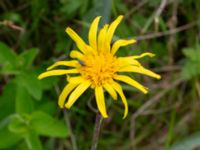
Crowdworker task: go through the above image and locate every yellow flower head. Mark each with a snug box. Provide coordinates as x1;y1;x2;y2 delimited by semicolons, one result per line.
38;16;161;119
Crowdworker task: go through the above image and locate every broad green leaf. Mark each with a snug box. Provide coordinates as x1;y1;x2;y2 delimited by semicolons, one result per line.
30;111;68;138
24;130;43;150
84;0;112;25
81;0;112;39
0;42;17;66
60;0;82;20
0;80;16;120
16;72;42;100
19;48;39;68
0;121;22;148
169;132;200;150
16;84;34;114
8;114;29;134
182;45;200;79
39;76;58;90
36;100;56;116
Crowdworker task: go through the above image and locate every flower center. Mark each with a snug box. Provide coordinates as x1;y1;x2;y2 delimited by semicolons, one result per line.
78;52;119;87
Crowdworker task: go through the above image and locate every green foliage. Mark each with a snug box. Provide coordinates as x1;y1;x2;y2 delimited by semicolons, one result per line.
182;45;200;79
19;48;39;69
169;132;200;150
1;0;200;149
0;125;21;148
0;42;18;74
0;43;68;149
15;84;34;114
16;72;42;100
30;111;68;137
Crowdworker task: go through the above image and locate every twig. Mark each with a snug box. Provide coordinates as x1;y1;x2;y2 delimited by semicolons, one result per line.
124;0;149;20
91;112;103;150
139;101;181;116
130;78;183;143
167;0;179;65
131;78;183;120
142;0;168;33
134;22;196;41
0;20;25;32
195;80;200;99
54;85;77;150
87;94;98;113
63;109;78;150
153;65;181;73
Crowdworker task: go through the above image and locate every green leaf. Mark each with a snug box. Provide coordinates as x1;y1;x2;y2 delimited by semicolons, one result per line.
16;84;34;114
0;42;17;66
0;120;22;149
84;0;112;25
17;72;42;100
182;45;200;79
30;111;68;138
19;48;39;68
0;80;16;120
81;0;112;40
169;132;200;150
8;114;29;134
60;0;82;20
36;100;56;116
24;130;43;150
0;42;18;75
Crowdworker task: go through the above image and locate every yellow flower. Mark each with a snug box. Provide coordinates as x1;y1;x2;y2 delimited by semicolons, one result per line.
38;15;161;119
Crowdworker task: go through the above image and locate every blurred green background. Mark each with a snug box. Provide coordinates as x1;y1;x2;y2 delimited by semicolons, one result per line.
0;0;200;150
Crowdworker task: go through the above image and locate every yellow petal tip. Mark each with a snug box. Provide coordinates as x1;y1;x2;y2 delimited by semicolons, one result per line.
118;15;124;19
65;27;71;34
150;53;155;57
96;16;102;19
156;75;161;80
65;103;71;109
131;39;137;44
58;103;64;108
143;88;149;94
38;75;42;80
46;67;52;71
123;115;127;119
102;114;109;118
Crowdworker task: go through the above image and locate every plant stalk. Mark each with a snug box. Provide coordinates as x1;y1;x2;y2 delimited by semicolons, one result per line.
91;112;103;150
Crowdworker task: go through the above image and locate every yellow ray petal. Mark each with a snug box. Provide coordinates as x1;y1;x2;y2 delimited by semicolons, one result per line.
118;66;161;79
58;83;79;108
38;69;78;80
70;50;84;59
89;16;101;50
132;52;155;59
105;15;124;51
110;81;128;119
47;60;78;70
86;45;97;55
103;83;118;100
65;27;89;54
68;76;85;84
95;86;108;118
65;81;91;108
111;39;136;54
97;24;109;52
114;75;148;94
117;57;142;68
